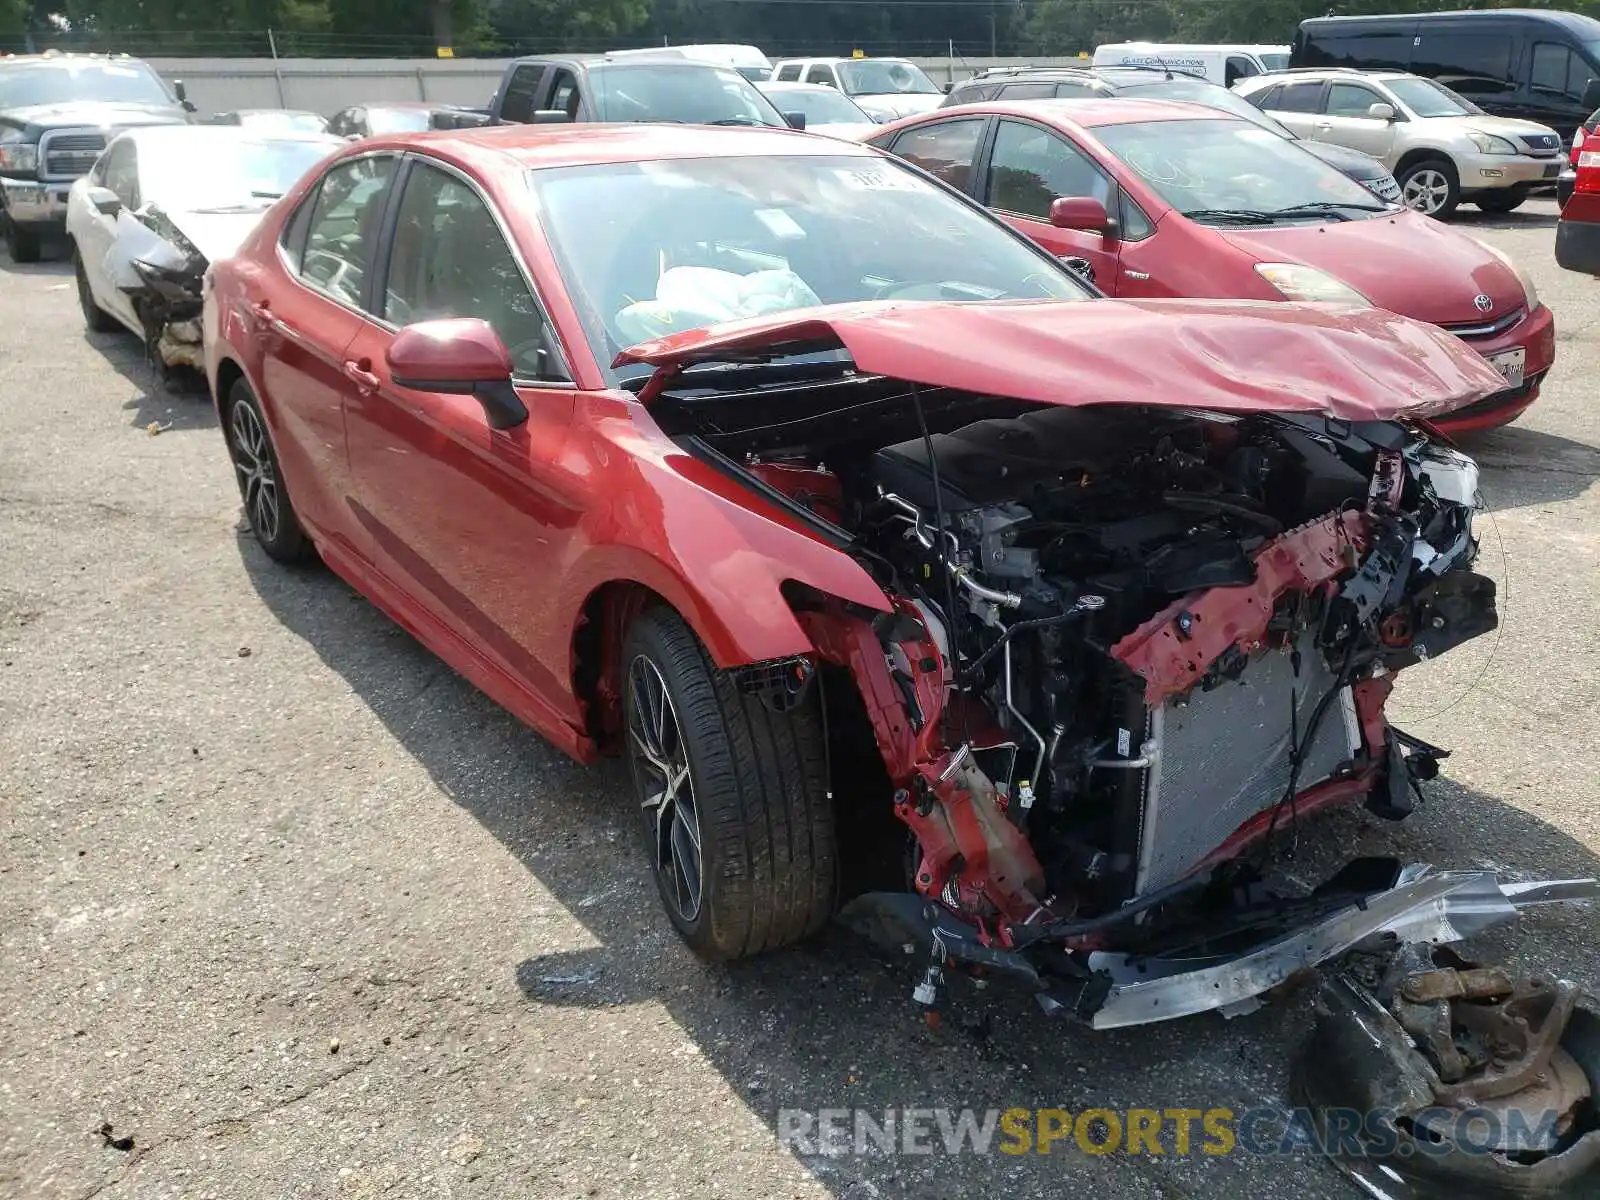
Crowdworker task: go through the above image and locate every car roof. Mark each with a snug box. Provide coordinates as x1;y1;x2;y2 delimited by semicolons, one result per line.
945;96;1233;127
776;56;913;65
757;81;837;92
1305;8;1600;33
384;122;875;171
961;65;1215;88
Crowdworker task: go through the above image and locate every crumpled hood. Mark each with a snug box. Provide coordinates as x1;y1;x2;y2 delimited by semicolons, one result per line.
1216;212;1527;326
850;93;944;121
157;208;270;264
617;297;1508;420
4;101;186;131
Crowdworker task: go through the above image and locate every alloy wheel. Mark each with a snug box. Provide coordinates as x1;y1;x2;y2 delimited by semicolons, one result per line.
626;654;703;923
229;400;281;545
1401;169;1451;215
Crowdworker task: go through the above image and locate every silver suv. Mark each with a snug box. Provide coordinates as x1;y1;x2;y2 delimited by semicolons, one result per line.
1234;69;1563;217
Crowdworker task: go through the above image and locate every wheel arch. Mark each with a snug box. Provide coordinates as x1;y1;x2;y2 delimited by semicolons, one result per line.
1394;148;1458;178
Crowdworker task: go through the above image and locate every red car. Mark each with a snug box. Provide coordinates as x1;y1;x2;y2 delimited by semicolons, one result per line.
1557;140;1600;275
208;124;1549;1031
867;99;1555;433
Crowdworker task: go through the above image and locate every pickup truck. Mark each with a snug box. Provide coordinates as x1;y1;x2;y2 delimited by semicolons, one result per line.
452;54;804;130
0;52;190;262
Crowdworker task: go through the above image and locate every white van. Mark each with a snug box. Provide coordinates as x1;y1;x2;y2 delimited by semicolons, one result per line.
1091;43;1290;87
605;44;772;82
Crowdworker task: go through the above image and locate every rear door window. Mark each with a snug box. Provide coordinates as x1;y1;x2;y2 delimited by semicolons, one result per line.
804;64;838;87
298;155;398;310
889;117;985;190
1274;81;1324;113
1225;56;1259;87
1532;42;1599;102
776;63;802;82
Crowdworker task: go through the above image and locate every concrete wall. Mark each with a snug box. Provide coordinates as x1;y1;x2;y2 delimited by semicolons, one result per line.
143;56;1091;116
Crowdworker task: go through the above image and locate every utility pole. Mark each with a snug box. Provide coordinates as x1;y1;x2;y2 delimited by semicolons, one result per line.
989;10;997;57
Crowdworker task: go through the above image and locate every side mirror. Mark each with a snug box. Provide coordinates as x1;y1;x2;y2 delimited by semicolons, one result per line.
174;79;196;114
1367;101;1396;121
86;185;121;217
1583;78;1600;112
1049;195;1114;235
783;110;807;130
531;109;572;124
387;318;527;430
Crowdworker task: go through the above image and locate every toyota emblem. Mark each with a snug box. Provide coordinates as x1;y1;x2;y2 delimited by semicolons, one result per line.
1474;294;1494;313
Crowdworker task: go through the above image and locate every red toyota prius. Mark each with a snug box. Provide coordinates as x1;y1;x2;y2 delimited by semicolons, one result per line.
204;123;1529;1032
867;98;1555;433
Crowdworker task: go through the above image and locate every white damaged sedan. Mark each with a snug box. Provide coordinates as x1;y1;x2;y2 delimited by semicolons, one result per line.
66;125;341;377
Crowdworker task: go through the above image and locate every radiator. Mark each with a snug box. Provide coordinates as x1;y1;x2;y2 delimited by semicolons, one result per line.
1132;633;1360;895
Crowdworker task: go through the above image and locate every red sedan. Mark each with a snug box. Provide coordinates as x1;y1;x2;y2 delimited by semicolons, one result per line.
867;98;1555;433
206;124;1524;1028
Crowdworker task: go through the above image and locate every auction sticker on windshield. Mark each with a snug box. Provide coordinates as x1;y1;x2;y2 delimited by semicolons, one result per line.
832;166;921;193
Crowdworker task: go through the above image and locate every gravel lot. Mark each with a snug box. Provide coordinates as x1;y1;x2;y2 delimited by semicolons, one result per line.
2;198;1597;1200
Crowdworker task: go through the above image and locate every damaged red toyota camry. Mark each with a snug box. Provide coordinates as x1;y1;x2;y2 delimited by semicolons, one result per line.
205;125;1597;1036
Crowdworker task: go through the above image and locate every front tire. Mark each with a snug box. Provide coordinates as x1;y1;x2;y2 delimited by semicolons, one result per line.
1397;158;1460;218
222;377;312;563
74;248;120;332
622;608;837;961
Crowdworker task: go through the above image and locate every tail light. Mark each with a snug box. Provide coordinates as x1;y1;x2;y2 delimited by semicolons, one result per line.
1578;148;1600;195
1571;126;1586;166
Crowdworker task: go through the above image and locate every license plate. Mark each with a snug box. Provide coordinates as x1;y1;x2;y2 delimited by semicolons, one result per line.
1544;163;1562;178
1487;347;1526;388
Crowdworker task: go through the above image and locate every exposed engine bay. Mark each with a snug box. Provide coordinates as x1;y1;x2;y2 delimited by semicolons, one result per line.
648;367;1593;1029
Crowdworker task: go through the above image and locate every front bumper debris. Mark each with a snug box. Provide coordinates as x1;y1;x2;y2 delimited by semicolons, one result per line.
842;865;1599;1031
1296;950;1600;1198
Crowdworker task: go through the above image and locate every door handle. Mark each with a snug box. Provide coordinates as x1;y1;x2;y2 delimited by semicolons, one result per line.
343;359;380;392
1314;122;1333;130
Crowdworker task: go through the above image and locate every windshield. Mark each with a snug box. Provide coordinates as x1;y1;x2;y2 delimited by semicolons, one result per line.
1258;52;1290;71
839;60;941;96
141;135;337;210
238;111;328;135
590;64;787;126
526;153;1089;378
0;61;173;109
737;66;771;82
1095;118;1387;224
1384;77;1481;118
1119;80;1295;139
760;86;869;124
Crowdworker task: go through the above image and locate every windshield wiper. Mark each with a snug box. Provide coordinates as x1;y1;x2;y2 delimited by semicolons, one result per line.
707;117;763;126
1269;200;1386;220
1180;207;1282;225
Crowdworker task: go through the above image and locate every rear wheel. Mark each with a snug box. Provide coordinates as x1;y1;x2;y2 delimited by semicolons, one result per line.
622;608;837;960
1474;189;1528;213
74;248;120;332
223;377;312;563
4;216;42;264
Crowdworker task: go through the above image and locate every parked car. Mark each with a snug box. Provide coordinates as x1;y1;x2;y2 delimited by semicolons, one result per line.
484;55;796;128
1292;10;1600;142
326;102;479;138
944;66;1400;202
1236;69;1564;217
767;56;943;121
0;51;190;263
206;108;329;135
1558;107;1600;207
67;125;340;376
1557;140;1600;275
755;81;876;137
1091;42;1290;86
605;43;772;82
202;122;1547;1036
869;98;1552;432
